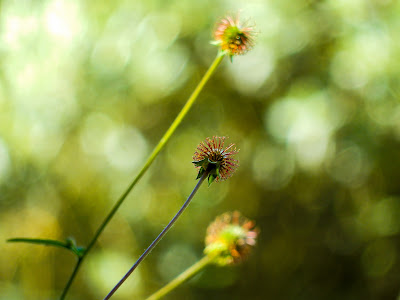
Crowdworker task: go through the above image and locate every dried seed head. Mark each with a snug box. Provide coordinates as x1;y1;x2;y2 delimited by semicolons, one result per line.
204;211;258;266
192;136;239;185
213;13;256;58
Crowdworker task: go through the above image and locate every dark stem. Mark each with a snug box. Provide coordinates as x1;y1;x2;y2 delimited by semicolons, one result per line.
59;258;82;300
103;170;209;300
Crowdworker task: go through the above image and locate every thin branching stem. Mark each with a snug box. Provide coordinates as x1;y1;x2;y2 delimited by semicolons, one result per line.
103;170;209;300
59;53;225;300
59;258;82;300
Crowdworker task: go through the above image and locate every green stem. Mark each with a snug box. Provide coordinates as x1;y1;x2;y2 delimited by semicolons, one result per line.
59;53;225;300
59;258;82;300
146;255;212;300
103;170;209;299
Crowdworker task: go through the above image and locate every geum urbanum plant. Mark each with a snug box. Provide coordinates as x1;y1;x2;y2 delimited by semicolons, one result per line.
104;136;240;299
146;211;259;300
7;13;256;300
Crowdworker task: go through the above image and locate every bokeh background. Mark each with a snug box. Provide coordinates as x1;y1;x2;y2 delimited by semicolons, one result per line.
1;0;400;299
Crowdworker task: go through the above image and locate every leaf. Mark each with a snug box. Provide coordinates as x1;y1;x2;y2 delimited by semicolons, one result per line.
196;168;205;179
192;159;207;168
8;238;68;248
7;237;85;257
208;173;217;186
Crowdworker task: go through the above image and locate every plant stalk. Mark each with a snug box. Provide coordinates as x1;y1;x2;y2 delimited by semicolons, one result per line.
103;170;209;300
59;258;82;300
146;255;212;300
59;53;225;300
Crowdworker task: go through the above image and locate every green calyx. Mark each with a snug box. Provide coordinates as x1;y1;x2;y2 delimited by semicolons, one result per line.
193;158;221;186
204;225;246;266
204;241;231;266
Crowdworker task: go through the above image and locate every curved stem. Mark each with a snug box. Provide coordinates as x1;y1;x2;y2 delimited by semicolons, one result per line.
145;255;212;300
103;170;209;300
59;53;225;300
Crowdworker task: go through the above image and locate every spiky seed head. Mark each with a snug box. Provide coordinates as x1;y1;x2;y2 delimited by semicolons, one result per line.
192;136;239;185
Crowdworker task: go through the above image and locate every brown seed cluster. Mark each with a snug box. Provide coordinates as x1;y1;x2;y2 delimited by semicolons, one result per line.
193;136;239;182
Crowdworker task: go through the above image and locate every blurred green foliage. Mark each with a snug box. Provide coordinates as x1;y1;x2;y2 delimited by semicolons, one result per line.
1;0;400;299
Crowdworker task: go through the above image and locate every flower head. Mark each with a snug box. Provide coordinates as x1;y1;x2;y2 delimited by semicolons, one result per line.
192;136;239;185
213;13;256;59
204;211;258;266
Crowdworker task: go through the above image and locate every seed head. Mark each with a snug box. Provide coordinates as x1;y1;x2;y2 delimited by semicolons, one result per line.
192;136;239;185
204;211;258;266
213;13;256;59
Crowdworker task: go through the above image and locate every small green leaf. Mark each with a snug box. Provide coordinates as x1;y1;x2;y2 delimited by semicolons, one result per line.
208;173;217;186
215;165;220;178
8;238;69;248
193;158;208;168
194;158;222;184
193;158;210;180
196;167;205;180
7;237;85;258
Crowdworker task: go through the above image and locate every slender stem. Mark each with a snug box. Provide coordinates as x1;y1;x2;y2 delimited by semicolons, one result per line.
59;258;82;300
85;54;224;255
146;255;212;300
103;170;209;300
59;53;225;299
